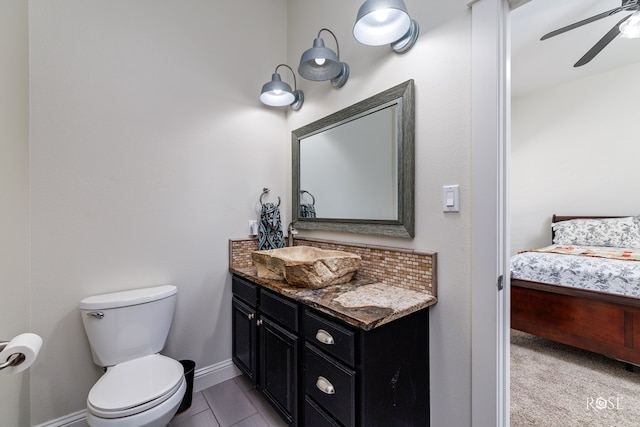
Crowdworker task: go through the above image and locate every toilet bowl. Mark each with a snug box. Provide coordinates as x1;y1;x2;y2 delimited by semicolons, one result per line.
86;354;186;427
79;285;186;427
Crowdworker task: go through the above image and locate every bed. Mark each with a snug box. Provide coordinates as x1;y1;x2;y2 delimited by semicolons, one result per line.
510;215;640;367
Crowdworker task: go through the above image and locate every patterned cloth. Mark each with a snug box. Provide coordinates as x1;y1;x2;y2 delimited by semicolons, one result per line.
299;203;316;218
258;202;285;250
552;216;640;248
529;245;640;261
299;190;316;218
511;245;640;298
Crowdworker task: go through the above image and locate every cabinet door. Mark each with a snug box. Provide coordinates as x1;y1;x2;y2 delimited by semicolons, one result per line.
259;316;298;426
232;297;258;384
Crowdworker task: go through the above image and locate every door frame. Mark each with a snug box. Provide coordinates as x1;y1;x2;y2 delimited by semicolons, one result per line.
469;0;510;425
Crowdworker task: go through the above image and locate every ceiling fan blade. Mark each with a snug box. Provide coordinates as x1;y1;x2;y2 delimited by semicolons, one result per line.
541;7;625;40
574;15;631;67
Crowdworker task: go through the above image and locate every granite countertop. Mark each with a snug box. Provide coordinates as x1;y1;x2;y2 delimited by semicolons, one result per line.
231;268;437;331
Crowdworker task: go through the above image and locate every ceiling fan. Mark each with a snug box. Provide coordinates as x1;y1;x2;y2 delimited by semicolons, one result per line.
541;0;640;67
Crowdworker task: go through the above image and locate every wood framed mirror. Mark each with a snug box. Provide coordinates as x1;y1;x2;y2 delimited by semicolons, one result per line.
292;79;415;238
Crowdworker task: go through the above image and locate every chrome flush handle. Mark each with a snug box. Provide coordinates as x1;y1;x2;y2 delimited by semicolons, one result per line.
86;311;104;319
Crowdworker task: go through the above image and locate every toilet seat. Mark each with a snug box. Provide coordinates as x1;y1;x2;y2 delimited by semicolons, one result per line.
87;354;184;419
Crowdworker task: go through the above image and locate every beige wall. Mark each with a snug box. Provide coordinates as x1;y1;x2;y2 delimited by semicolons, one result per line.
0;0;30;425
512;61;640;253
287;2;472;426
19;0;475;425
29;0;288;423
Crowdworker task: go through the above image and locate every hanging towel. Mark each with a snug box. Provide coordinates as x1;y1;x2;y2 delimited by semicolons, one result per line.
299;203;316;218
258;202;285;250
299;190;316;218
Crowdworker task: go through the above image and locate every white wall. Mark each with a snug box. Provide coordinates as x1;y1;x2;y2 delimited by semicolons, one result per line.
287;1;473;426
511;62;640;253
21;0;475;424
28;0;289;423
0;0;30;425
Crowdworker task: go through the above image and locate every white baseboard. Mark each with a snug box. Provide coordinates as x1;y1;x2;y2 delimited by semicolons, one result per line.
32;410;88;427
34;359;241;427
193;357;242;393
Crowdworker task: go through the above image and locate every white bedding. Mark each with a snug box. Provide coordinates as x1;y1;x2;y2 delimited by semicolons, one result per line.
510;245;640;298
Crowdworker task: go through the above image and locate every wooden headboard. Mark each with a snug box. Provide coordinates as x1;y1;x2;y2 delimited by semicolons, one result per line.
551;215;627;241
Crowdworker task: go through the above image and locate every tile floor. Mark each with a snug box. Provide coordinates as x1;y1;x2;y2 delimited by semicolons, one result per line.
169;375;288;427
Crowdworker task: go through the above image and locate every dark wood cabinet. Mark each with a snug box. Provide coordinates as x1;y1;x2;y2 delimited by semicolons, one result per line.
231;273;430;427
231;296;258;383
304;396;342;427
232;275;299;425
232;275;259;383
304;341;356;427
302;305;430;427
260;316;298;424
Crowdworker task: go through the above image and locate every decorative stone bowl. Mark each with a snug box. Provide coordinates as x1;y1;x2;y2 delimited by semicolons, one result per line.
252;246;361;289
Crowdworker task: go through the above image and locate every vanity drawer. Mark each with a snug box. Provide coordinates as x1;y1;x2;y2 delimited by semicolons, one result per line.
304;343;355;427
304;396;343;427
304;309;355;366
232;275;258;307
260;289;299;332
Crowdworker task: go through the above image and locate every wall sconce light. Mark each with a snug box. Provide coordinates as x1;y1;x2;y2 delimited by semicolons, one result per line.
259;64;304;110
353;0;420;53
298;28;349;88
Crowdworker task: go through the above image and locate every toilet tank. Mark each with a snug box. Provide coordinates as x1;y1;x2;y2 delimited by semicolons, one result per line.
79;285;177;367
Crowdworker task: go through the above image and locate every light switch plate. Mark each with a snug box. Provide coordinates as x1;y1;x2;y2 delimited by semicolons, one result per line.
442;185;460;212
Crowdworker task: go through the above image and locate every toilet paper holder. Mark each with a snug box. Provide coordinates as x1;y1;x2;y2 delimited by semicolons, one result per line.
0;341;26;371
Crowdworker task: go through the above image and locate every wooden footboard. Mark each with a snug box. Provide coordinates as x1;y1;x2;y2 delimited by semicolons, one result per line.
511;278;640;366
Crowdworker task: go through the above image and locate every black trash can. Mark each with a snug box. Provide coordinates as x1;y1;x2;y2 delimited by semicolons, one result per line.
176;360;195;414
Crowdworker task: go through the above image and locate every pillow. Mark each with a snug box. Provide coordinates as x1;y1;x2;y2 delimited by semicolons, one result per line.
552;216;640;249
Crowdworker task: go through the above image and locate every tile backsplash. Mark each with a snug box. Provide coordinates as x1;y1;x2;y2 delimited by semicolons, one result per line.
229;237;436;297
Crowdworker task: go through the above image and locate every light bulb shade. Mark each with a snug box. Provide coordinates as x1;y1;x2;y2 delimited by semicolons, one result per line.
354;0;411;45
298;38;342;81
620;11;640;39
353;0;419;53
260;73;295;106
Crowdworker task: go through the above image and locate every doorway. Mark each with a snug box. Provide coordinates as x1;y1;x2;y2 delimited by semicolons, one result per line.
509;0;640;425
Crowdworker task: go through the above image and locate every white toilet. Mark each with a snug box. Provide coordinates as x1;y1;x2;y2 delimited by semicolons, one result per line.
79;285;186;427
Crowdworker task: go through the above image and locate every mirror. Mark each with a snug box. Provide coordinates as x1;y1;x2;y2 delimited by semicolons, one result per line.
292;79;414;238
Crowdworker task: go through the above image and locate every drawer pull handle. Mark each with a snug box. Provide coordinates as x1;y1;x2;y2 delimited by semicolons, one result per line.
316;376;335;395
315;329;335;345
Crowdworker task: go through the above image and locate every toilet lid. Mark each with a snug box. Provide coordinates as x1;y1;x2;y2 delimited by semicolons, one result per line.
88;354;184;418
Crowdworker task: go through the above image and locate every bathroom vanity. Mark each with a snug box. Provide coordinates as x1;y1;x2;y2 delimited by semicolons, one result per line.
231;270;434;427
230;79;428;425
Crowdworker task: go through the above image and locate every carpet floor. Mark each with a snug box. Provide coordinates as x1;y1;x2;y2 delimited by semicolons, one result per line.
510;329;640;426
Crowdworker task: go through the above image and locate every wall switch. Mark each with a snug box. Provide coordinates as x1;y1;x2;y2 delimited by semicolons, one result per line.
248;220;258;236
442;185;460;212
